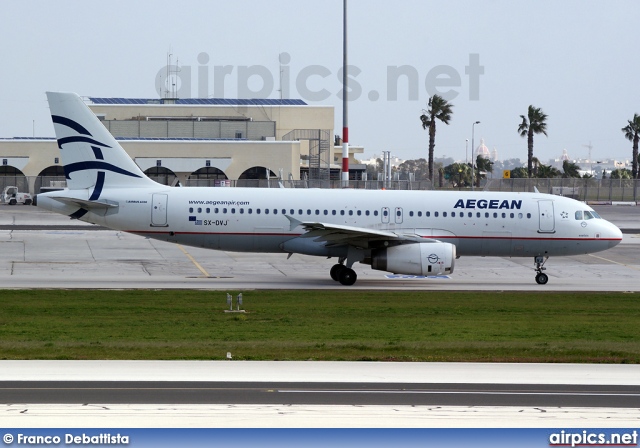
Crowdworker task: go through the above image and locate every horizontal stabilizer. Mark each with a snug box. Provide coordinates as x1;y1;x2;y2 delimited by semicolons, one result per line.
49;196;119;211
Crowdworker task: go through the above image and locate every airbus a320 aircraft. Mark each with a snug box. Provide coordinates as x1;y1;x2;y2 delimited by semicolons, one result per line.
36;92;623;286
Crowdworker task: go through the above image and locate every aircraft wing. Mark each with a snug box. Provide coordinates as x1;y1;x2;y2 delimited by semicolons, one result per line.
286;216;435;247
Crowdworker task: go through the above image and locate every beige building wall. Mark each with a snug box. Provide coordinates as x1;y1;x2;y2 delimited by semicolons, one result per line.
0;139;300;193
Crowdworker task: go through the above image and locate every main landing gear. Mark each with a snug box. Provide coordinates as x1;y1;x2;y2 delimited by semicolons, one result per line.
330;259;357;286
534;256;549;285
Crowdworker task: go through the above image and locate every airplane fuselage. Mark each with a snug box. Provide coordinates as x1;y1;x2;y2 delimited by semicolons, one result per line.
37;187;621;259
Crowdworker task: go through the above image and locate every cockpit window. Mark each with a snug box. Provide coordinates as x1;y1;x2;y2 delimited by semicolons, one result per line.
584;210;595;220
575;211;583;220
591;211;601;219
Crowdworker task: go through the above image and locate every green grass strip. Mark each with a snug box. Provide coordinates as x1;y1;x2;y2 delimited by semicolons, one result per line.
0;290;639;362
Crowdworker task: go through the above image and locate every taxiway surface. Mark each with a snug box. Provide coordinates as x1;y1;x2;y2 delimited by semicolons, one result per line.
0;204;638;291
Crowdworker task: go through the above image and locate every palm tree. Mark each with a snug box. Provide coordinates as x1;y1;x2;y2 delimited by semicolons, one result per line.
562;160;581;178
536;164;561;178
474;155;493;187
420;95;453;182
518;105;548;178
621;113;640;179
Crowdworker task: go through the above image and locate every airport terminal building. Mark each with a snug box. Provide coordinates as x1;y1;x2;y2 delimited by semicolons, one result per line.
0;97;365;194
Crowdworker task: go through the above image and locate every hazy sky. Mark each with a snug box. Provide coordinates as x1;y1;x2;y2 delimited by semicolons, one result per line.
2;0;639;164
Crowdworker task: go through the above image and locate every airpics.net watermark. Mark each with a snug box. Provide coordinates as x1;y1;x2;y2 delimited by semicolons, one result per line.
154;52;483;102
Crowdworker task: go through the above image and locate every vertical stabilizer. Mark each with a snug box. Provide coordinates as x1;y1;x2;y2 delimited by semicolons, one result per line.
46;92;159;192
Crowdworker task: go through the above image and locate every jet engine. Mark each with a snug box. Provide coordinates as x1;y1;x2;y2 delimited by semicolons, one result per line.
371;242;456;276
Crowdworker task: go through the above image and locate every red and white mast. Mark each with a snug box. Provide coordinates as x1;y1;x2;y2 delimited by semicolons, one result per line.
341;0;349;187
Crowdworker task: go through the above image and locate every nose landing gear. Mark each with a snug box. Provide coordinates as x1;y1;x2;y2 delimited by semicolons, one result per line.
534;256;549;285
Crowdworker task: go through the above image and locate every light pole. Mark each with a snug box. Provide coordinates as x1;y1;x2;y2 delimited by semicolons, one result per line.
465;139;469;165
471;121;480;191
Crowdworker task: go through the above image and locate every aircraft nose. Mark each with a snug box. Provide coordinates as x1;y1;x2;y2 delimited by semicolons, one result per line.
607;222;623;248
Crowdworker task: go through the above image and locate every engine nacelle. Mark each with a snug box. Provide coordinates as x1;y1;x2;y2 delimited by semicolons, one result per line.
371;242;456;276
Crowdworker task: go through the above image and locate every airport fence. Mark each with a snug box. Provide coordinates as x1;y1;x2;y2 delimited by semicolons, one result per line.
1;175;638;202
483;178;639;202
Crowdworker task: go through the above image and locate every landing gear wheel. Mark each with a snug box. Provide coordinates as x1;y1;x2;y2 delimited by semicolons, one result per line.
535;273;548;285
338;267;357;286
330;264;345;282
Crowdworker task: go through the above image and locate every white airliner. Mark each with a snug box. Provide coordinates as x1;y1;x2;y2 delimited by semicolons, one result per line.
36;92;623;285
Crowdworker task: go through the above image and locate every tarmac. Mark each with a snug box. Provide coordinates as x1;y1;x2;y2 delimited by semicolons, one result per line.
0;204;638;291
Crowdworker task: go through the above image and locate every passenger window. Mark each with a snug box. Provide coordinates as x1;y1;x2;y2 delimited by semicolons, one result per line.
239;208;244;214
409;211;414;217
290;209;294;215
249;209;253;214
256;209;260;214
189;207;194;213
223;208;227;214
518;213;523;219
324;210;328;215
298;209;303;215
197;208;202;213
426;211;430;217
383;210;388;217
206;208;210;213
214;208;219;214
575;211;583;220
435;212;439;217
418;211;422;217
468;212;472;218
366;210;370;216
357;210;361;216
264;209;269;214
443;212;447;217
476;212;481;218
451;212;455;217
231;208;236;214
332;210;337;215
315;210;320;215
510;213;514;218
374;210;379;216
485;212;489;218
527;213;531;219
340;210;345;216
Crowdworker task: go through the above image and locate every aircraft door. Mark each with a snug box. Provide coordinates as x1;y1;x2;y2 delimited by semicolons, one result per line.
381;207;390;224
538;200;555;233
394;207;403;224
151;193;168;227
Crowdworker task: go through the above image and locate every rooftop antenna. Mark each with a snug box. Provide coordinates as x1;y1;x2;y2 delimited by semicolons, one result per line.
582;141;593;162
164;50;180;99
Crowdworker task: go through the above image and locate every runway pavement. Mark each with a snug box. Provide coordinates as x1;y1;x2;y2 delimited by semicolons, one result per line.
1;361;639;427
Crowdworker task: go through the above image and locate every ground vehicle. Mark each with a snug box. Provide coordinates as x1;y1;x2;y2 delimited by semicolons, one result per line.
1;186;33;205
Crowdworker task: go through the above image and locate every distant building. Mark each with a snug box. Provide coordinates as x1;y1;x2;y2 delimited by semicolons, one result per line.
475;138;490;159
0;97;365;193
